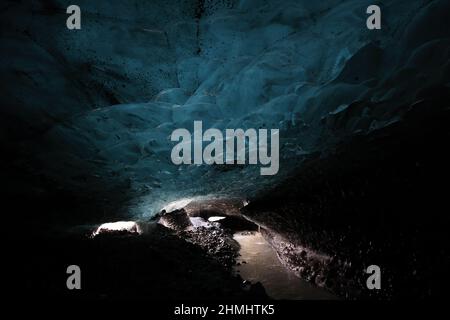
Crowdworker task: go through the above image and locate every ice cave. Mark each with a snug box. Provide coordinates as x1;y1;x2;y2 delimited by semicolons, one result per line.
2;0;449;301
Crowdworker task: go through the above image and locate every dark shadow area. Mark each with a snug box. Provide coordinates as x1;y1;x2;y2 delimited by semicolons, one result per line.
244;88;450;299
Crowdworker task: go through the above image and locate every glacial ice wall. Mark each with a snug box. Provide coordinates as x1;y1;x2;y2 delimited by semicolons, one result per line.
2;0;449;220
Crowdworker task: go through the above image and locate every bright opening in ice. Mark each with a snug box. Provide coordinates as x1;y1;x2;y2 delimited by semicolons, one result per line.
92;221;142;237
208;216;226;222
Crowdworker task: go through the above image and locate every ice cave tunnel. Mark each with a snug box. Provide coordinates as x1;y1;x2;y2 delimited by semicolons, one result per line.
2;0;449;300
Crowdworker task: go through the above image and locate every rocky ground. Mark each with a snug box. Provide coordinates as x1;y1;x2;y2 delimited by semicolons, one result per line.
259;227;360;299
14;220;268;300
157;206;258;269
178;226;240;269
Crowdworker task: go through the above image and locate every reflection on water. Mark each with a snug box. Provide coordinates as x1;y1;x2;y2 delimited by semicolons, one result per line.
233;231;337;300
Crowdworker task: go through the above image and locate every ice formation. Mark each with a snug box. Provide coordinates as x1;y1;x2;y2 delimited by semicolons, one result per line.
2;0;449;220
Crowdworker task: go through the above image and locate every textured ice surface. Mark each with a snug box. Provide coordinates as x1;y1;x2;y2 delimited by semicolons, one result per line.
2;0;449;219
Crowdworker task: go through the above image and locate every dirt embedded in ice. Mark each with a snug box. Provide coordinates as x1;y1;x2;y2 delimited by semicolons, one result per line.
234;231;337;300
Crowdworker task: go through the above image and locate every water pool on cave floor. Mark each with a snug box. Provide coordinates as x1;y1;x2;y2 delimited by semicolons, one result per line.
233;231;337;300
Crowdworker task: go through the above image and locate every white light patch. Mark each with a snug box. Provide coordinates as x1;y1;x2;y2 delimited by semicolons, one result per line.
92;221;141;236
189;217;210;228
208;216;226;222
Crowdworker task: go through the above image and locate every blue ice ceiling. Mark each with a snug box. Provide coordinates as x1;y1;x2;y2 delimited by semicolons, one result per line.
2;0;449;219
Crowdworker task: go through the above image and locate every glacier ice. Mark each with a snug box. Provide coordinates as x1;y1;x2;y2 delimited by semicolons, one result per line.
2;0;449;221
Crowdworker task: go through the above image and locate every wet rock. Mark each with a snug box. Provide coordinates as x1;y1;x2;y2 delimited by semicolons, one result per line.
177;225;240;268
158;208;191;231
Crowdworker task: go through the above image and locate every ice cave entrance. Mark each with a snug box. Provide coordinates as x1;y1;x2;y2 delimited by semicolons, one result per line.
92;221;142;237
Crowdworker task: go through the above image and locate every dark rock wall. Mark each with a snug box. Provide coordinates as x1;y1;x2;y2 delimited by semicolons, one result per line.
244;89;450;299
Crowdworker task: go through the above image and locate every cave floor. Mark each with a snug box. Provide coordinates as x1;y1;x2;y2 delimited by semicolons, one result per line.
16;223;267;300
15;209;340;301
234;231;336;300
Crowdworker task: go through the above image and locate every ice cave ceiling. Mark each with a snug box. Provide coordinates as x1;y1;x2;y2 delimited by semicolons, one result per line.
2;0;449;220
